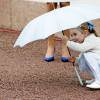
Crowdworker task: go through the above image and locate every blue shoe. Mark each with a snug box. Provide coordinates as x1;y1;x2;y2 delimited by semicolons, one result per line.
61;57;69;62
44;56;54;62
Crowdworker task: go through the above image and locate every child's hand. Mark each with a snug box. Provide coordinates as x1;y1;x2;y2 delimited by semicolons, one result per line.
68;57;76;63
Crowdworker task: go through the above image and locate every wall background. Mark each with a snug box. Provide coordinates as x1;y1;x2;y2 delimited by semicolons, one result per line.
0;0;47;30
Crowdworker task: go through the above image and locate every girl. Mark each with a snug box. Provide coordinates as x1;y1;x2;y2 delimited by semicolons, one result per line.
45;2;70;62
66;22;100;89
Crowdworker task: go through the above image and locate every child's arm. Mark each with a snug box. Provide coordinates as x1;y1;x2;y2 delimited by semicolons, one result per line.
67;40;95;52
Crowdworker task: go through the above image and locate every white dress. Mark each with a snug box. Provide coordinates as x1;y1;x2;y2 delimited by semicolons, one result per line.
67;34;100;83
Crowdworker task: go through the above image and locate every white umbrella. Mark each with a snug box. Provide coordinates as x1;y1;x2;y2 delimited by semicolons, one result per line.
25;0;100;7
25;0;68;2
70;0;100;7
14;4;100;47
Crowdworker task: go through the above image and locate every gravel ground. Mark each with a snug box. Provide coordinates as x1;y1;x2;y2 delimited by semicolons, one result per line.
0;32;100;100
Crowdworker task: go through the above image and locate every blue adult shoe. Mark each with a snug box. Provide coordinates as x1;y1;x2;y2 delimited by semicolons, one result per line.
44;56;54;62
61;57;69;62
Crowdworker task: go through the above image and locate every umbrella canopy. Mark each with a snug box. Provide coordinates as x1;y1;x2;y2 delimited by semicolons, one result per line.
14;4;100;47
25;0;68;2
25;0;100;6
70;0;100;6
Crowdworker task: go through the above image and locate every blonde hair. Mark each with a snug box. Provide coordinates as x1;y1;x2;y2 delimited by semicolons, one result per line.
78;22;97;36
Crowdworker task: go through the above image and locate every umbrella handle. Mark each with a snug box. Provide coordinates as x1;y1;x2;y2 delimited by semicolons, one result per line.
67;47;84;86
64;34;84;86
74;67;84;86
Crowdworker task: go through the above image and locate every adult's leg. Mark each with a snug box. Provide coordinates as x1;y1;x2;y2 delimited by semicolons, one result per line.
45;3;57;61
60;2;70;7
61;30;70;58
60;2;71;61
47;3;57;10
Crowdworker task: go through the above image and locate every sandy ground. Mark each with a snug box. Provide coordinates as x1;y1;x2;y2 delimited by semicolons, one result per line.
0;32;100;100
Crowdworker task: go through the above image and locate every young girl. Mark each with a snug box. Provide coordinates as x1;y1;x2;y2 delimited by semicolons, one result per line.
45;2;70;62
66;22;100;89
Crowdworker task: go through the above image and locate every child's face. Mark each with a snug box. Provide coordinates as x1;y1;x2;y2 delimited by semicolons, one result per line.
70;29;85;43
